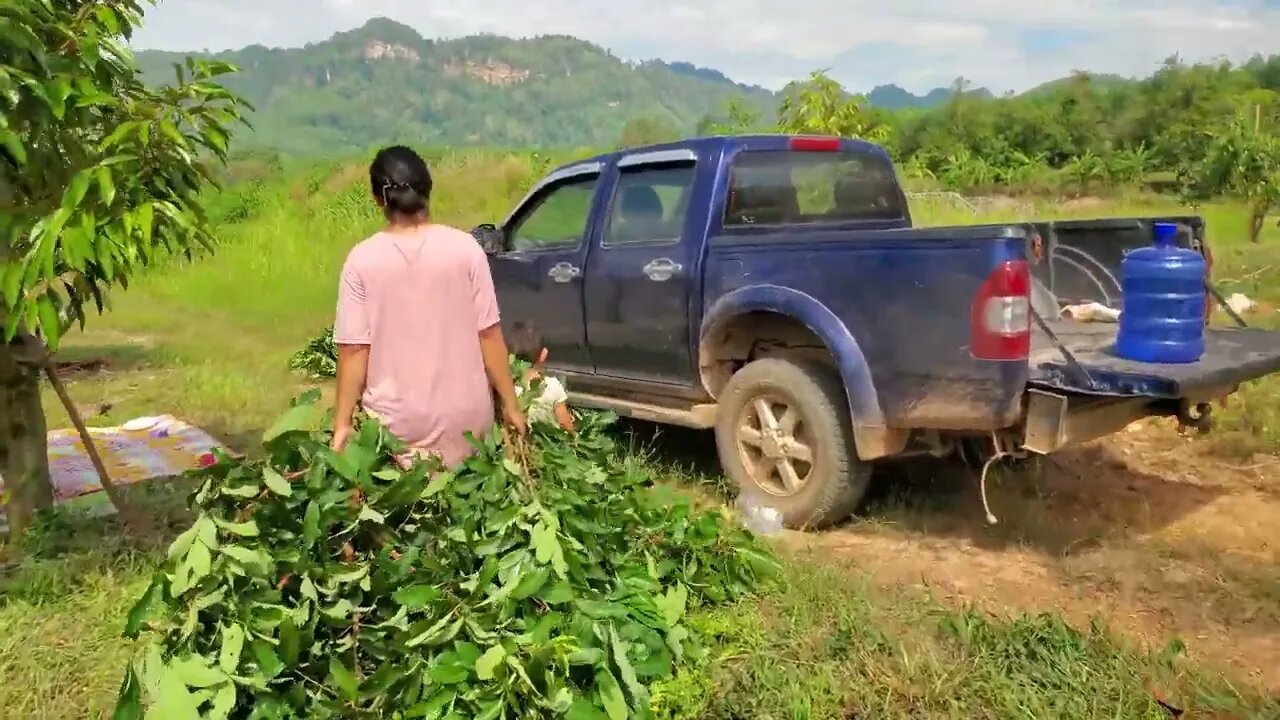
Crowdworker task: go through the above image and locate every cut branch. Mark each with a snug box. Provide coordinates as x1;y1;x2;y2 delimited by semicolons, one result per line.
41;354;153;535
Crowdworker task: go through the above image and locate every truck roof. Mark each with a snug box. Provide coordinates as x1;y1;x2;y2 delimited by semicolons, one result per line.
564;134;893;173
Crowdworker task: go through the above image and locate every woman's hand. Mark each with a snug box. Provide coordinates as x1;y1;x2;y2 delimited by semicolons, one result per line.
502;400;527;436
331;422;355;452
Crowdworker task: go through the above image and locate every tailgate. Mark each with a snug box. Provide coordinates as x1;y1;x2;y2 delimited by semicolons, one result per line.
1029;321;1280;399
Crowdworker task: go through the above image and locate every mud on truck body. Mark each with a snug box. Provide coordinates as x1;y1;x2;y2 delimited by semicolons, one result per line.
473;135;1280;529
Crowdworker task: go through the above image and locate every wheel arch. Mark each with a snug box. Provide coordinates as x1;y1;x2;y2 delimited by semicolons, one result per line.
699;285;904;459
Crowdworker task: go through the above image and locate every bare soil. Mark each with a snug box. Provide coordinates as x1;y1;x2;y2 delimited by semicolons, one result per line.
780;419;1280;690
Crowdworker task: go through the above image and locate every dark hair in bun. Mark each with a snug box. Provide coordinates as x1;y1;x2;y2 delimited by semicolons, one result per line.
369;146;433;218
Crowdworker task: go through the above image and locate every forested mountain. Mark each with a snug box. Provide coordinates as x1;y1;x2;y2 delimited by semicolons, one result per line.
135;17;987;153
136;18;779;154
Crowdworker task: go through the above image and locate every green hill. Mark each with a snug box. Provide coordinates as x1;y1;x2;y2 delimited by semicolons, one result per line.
136;18;774;154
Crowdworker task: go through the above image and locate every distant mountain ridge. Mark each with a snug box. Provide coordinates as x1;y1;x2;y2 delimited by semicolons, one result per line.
132;17;1010;153
865;83;995;109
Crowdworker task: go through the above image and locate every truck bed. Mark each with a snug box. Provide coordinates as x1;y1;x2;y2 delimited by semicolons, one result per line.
1030;320;1280;399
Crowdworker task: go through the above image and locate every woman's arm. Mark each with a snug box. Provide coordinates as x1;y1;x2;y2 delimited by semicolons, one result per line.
333;344;369;450
470;245;525;435
479;324;525;435
332;258;371;451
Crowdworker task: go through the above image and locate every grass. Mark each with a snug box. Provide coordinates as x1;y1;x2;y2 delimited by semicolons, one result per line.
3;149;1280;718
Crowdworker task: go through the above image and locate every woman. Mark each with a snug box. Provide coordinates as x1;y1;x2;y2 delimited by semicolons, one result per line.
331;146;525;463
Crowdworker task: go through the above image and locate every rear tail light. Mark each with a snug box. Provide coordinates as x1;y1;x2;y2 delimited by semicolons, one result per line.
788;136;841;151
971;260;1031;360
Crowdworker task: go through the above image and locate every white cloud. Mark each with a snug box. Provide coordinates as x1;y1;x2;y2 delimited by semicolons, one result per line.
130;0;1280;93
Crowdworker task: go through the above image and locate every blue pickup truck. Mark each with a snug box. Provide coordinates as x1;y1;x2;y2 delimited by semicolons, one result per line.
474;135;1280;529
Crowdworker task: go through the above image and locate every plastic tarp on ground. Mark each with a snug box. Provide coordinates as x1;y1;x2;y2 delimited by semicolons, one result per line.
0;415;222;504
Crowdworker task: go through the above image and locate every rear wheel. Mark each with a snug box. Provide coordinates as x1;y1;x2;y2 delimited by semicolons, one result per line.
715;358;870;529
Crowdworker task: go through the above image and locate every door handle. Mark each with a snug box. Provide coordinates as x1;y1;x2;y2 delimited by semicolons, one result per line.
642;258;683;282
547;262;581;283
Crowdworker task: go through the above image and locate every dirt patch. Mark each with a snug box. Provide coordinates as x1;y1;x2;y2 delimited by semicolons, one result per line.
786;424;1280;691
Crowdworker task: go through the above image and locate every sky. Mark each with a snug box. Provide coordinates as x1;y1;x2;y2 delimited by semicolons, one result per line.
130;0;1280;94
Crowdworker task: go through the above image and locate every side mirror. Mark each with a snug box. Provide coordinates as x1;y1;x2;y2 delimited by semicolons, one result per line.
471;224;505;255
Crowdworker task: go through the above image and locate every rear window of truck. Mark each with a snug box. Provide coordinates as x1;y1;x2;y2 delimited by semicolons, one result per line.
724;150;903;227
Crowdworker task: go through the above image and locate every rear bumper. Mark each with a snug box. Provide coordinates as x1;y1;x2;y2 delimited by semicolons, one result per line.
1021;387;1225;454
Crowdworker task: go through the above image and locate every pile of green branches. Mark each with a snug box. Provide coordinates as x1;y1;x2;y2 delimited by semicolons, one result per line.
115;385;774;719
288;326;336;379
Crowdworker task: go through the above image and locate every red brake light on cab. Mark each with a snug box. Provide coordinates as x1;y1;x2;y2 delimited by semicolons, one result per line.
788;136;841;152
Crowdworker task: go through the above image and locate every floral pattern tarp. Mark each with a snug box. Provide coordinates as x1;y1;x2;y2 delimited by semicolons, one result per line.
0;415;222;502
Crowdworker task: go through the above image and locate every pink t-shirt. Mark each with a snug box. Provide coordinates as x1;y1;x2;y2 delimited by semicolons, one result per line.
334;225;499;467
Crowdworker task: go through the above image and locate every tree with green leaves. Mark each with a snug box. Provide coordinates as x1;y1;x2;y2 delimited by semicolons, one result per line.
696;97;763;136
617;115;678;149
777;70;890;142
1181;109;1280;243
0;0;246;540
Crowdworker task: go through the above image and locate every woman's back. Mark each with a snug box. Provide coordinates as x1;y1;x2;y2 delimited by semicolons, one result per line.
334;224;498;465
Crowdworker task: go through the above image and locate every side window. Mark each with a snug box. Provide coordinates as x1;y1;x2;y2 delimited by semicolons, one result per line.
724;150;903;227
506;176;599;252
603;164;696;246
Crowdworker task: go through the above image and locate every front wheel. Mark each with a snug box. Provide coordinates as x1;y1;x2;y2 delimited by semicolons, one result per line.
714;358;871;530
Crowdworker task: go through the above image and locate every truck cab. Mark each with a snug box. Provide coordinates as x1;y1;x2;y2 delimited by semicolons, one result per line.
476;135;1280;529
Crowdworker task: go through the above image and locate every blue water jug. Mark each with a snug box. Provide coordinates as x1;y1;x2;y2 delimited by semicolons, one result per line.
1114;222;1206;364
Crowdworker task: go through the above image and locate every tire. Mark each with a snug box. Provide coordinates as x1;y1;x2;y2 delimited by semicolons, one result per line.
715;358;871;530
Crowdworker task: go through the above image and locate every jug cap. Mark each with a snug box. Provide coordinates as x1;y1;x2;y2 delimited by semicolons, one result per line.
1153;221;1179;247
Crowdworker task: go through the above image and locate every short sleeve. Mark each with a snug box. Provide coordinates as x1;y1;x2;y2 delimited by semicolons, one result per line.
470;246;500;331
334;258;371;345
541;377;568;406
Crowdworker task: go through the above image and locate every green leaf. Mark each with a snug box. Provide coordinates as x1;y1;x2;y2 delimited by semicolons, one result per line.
221;545;271;574
392;584;441;609
250;640;284;680
653;583;687;627
97;166;117;206
152;666;201;720
328;656;359;701
214;518;259;537
474;645;506;681
474;698;503;720
609;626;644;703
422;471;453;498
36;294;60;348
357;505;385;524
567;700;610;720
511;566;550;601
208;683;236;720
220;483;258;498
278;619;302;666
407;614;464;648
218;624;244;675
123;576;163;639
532;521;568;579
0;130;26;166
171;656;227;688
428;658;469;685
262;467;292;497
111;665;142;720
186;542;212;584
262;402;323;442
302;501;321;543
62;169;93;212
596;668;628;720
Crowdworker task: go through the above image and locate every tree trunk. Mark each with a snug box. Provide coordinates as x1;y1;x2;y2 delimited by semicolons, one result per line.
1249;201;1269;244
0;340;54;541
